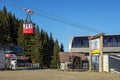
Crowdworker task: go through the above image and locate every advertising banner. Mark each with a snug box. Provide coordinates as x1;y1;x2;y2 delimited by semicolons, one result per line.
91;38;100;54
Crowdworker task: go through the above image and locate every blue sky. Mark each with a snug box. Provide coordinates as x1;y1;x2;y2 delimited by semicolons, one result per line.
0;0;120;51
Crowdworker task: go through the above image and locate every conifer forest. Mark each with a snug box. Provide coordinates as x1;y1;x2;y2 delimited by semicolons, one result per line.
0;6;64;68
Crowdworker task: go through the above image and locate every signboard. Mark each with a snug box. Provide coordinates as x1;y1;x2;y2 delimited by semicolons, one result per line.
91;38;100;54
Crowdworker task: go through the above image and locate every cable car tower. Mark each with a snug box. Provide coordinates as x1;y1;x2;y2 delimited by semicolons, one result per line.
22;8;35;34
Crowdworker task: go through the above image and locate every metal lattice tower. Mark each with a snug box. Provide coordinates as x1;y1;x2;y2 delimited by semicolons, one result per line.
22;8;35;23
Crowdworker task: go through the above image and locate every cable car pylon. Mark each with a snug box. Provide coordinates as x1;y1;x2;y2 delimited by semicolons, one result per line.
22;8;35;34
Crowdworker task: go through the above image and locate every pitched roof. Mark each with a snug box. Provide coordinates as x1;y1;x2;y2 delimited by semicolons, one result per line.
59;52;88;63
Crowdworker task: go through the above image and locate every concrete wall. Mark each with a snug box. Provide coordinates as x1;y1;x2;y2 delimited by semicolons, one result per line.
0;54;5;69
70;47;120;53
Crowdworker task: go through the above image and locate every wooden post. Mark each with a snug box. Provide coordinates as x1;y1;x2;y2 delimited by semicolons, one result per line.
99;35;103;72
89;40;92;71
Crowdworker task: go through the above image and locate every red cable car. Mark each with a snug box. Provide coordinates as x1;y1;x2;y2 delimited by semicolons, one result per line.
22;8;35;34
23;23;35;34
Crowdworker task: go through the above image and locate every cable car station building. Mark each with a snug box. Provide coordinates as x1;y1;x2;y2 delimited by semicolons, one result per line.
68;34;120;73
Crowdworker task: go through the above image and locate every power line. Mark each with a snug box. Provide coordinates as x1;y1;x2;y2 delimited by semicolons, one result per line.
2;1;103;33
12;0;102;33
35;13;101;33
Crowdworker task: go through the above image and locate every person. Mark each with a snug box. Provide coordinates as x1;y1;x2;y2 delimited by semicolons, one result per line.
10;59;17;70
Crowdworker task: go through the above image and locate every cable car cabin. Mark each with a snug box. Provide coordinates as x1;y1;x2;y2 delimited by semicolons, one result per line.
23;23;35;34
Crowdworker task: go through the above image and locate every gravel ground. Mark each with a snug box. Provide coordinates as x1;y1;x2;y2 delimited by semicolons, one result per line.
0;69;120;80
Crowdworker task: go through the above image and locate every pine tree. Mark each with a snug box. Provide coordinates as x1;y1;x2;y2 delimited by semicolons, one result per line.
0;6;18;45
42;32;50;67
50;40;60;69
1;6;12;45
60;43;64;52
9;14;18;45
17;20;24;47
0;10;3;45
0;6;63;68
47;33;54;67
31;26;41;63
